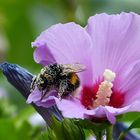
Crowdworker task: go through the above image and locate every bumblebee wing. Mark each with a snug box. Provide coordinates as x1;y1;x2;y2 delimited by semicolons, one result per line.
62;63;86;73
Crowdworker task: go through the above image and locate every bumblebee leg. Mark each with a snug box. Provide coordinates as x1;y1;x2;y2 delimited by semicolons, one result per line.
30;75;37;92
58;91;64;100
40;88;49;101
58;85;64;100
58;81;67;100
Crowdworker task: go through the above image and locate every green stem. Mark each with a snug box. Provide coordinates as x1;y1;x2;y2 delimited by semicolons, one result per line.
95;131;103;140
106;125;113;140
118;131;127;140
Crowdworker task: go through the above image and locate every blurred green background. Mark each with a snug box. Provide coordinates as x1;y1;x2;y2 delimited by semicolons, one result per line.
1;0;140;139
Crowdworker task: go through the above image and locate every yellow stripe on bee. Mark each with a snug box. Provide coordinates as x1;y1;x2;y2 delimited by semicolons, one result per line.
70;73;78;85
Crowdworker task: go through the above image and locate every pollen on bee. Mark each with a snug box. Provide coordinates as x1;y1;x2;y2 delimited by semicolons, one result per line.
70;73;78;85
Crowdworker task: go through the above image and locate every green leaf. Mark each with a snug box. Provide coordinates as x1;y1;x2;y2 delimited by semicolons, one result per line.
118;116;140;140
36;128;56;140
122;112;140;122
74;119;109;139
37;117;86;140
126;116;140;131
51;117;85;140
62;119;85;140
74;119;108;132
51;117;65;140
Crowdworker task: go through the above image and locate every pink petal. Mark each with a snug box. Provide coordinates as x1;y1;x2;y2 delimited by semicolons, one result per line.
105;100;140;119
27;87;57;108
27;87;41;103
54;97;86;118
119;61;140;105
85;100;140;124
54;97;116;124
32;22;93;85
33;45;56;65
84;106;116;124
86;12;140;85
54;97;140;124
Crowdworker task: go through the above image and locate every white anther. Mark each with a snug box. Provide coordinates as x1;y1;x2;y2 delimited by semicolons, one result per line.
103;69;116;82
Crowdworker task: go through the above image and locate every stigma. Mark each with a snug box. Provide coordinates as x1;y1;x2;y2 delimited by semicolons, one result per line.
93;69;116;108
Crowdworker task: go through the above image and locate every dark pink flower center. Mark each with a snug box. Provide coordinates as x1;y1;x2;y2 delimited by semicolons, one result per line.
80;80;125;109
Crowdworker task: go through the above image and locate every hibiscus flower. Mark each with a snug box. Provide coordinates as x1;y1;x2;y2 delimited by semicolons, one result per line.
27;12;140;124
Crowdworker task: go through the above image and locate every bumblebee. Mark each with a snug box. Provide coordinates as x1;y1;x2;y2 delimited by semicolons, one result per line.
30;63;86;100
